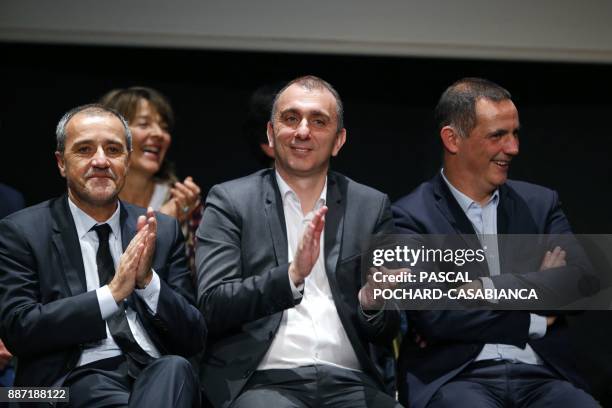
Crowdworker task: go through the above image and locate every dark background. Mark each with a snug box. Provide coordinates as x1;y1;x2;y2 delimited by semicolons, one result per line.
1;42;611;402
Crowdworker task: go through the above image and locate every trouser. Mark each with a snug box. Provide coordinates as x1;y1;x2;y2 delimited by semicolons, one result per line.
231;364;403;408
64;355;200;408
427;361;600;408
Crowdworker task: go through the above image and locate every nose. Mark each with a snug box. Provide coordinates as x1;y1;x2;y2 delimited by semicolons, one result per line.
91;146;110;168
150;121;167;138
504;134;519;156
295;118;310;140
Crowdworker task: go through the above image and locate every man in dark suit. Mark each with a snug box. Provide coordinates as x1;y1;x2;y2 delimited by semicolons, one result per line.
0;104;206;407
196;76;401;408
392;78;599;407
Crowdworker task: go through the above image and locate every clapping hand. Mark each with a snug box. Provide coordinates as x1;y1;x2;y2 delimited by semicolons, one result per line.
108;207;156;302
359;266;410;311
135;207;157;289
288;206;327;286
160;176;201;223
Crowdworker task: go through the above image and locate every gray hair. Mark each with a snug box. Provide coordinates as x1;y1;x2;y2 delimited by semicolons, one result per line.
55;104;132;153
270;75;344;132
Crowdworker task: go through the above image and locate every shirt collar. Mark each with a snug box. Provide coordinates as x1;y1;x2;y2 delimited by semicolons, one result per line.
440;168;499;212
68;197;122;240
275;170;327;209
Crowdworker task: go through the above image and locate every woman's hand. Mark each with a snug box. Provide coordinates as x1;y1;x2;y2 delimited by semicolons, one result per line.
160;176;202;222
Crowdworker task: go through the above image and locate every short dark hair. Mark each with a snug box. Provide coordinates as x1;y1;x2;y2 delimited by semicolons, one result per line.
435;77;512;137
270;75;344;132
56;104;132;153
99;86;175;131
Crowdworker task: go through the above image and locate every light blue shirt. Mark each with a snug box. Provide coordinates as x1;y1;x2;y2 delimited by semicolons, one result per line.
441;169;546;365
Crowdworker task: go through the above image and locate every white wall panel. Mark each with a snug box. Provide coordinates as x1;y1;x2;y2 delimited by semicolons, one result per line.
1;0;611;62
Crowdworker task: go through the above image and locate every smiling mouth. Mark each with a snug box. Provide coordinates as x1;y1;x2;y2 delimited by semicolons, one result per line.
291;146;312;154
492;160;510;169
142;145;161;158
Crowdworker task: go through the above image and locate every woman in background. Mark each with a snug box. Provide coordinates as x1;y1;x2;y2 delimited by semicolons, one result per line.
100;87;202;273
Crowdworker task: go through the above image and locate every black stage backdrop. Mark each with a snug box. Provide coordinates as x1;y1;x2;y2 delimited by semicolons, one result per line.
1;42;611;403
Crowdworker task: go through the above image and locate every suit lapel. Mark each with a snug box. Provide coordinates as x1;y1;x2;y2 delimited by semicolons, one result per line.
324;173;345;280
497;184;512;235
433;173;477;236
432;174;489;277
497;184;514;274
263;172;289;265
119;203;137;252
51;195;87;296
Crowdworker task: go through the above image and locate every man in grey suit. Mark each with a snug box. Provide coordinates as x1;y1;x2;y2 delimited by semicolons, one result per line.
196;76;402;408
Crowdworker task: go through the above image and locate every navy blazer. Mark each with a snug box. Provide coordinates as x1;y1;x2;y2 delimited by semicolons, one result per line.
0;196;207;389
392;173;590;408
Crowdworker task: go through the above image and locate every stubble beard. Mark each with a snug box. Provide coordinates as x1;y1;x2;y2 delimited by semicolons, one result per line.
67;177;121;209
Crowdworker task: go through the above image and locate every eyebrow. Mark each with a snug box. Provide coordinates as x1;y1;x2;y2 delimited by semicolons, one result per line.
71;139;124;147
490;129;507;137
280;108;331;119
279;108;299;116
309;110;331;119
135;113;168;126
490;125;520;136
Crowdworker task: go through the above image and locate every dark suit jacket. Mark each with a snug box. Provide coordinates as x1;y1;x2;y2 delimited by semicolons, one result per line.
0;196;207;389
196;169;400;408
0;183;25;219
392;173;590;408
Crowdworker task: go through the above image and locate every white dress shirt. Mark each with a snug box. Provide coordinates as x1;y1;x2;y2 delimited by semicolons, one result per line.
67;198;162;366
441;169;546;365
257;172;361;372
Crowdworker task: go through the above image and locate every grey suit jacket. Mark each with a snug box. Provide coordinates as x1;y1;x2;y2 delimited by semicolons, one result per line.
196;169;399;408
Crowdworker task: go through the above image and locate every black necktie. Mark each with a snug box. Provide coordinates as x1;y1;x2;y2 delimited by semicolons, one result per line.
92;224;153;377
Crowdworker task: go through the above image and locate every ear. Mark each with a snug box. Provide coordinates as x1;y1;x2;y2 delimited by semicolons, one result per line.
259;143;275;159
55;151;66;178
331;128;347;157
440;126;461;154
266;122;275;147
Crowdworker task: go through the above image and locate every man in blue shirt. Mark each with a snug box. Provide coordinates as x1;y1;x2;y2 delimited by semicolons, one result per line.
392;78;599;408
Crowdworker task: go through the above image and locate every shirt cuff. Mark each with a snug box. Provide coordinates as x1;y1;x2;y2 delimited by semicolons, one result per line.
529;314;547;339
479;277;499;304
288;272;304;300
135;270;161;313
97;285;120;320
